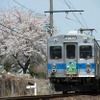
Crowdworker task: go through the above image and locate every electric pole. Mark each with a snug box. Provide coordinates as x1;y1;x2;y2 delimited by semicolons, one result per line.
50;0;53;36
44;0;84;36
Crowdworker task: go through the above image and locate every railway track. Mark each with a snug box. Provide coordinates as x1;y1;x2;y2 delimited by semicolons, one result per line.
0;92;100;100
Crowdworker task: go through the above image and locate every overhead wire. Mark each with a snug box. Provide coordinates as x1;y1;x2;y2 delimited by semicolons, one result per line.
80;13;88;28
13;0;42;15
60;0;79;23
60;0;87;28
64;0;85;28
0;0;44;35
65;12;81;23
67;0;88;28
0;23;20;34
65;15;81;23
66;0;76;10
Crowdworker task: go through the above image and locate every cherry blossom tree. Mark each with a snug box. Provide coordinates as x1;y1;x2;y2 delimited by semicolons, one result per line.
0;8;50;73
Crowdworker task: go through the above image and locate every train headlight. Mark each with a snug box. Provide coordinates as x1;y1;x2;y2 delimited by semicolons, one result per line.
54;38;58;42
51;63;57;73
85;64;91;73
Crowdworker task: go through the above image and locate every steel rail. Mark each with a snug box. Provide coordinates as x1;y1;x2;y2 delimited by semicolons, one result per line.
0;92;99;100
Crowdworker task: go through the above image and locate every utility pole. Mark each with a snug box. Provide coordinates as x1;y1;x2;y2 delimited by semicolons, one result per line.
50;0;53;36
44;0;84;36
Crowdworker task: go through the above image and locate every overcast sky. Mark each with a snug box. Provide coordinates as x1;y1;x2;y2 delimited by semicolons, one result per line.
0;0;100;39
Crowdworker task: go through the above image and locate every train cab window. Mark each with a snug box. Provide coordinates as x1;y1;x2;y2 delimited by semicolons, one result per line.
66;45;75;59
50;46;62;59
80;46;92;59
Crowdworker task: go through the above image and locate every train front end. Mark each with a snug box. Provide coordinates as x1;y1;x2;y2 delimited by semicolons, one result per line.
47;31;95;93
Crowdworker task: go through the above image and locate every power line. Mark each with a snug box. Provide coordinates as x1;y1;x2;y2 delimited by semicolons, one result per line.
64;0;88;28
0;23;19;34
64;0;85;28
80;13;88;28
13;0;42;15
62;0;85;28
0;0;44;34
66;0;88;28
67;0;76;9
65;15;81;23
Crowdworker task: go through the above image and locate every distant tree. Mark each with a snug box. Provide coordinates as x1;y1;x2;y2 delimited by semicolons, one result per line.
0;8;50;73
3;60;21;73
3;60;11;72
28;63;47;78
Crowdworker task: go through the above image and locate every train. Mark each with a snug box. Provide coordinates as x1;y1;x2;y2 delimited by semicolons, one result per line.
47;29;100;94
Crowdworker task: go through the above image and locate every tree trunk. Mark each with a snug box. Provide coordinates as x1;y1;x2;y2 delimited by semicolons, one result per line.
23;68;27;74
23;58;30;74
13;54;30;74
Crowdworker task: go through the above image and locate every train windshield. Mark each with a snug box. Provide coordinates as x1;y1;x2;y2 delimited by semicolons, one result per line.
50;46;62;59
66;45;75;59
80;46;92;59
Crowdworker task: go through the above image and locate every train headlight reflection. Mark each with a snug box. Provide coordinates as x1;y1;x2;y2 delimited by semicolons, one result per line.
85;64;91;73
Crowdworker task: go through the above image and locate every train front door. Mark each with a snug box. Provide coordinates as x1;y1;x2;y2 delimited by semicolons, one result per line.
65;43;78;75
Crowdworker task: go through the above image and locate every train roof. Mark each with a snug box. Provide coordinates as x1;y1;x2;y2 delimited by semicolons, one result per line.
49;31;95;39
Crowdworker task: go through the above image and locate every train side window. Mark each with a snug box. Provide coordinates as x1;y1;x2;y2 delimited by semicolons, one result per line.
80;46;92;59
50;46;62;59
66;45;75;59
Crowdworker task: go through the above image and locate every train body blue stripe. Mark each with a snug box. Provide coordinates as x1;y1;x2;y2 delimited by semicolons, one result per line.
47;63;95;69
48;64;66;69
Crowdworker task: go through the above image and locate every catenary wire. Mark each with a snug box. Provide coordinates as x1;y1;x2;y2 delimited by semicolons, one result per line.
13;0;42;15
67;0;88;28
65;0;88;28
60;0;85;28
0;23;20;34
64;0;85;28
